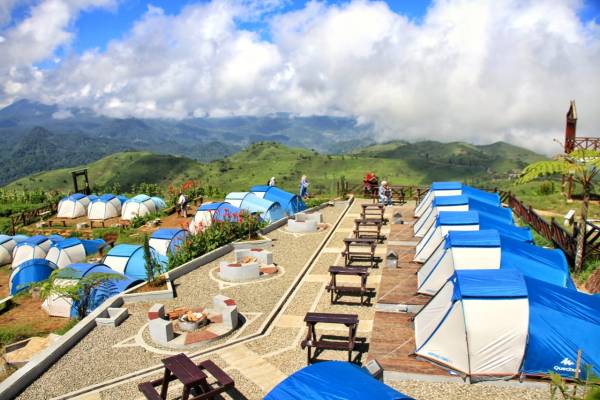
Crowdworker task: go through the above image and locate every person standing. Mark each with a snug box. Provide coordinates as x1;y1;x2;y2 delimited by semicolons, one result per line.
299;175;309;199
379;180;392;206
177;192;188;218
268;176;276;186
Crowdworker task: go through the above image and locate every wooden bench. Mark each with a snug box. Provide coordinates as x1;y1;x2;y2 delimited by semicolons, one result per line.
301;312;359;364
342;238;381;268
327;266;371;305
353;218;385;243
138;354;234;400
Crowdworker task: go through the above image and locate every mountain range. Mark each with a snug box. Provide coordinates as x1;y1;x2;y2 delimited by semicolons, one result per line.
6;141;545;194
0;99;375;185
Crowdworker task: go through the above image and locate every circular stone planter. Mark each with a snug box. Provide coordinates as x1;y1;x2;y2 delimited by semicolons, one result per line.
219;261;260;282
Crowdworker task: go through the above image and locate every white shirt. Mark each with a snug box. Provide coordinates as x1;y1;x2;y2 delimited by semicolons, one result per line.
177;194;187;204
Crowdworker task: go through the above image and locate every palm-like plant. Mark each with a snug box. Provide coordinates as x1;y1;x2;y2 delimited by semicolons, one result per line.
519;149;600;271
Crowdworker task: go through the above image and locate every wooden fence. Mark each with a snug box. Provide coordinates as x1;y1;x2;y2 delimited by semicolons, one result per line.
10;202;59;235
585;221;600;260
501;191;578;266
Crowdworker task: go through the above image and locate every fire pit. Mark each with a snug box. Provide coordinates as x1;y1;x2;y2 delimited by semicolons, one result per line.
178;311;208;332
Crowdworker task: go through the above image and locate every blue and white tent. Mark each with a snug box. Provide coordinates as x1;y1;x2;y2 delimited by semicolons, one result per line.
190;202;242;234
103;244;166;281
149;228;188;257
414;269;600;380
44;237;105;269
9;258;57;295
225;192;286;223
42;263;142;318
150;196;167;210
121;194;157;221
265;361;413;400
414;211;532;263
414;194;513;237
0;235;17;266
250;185;306;215
57;193;91;219
414;182;500;218
417;230;574;295
11;235;53;269
87;194;123;220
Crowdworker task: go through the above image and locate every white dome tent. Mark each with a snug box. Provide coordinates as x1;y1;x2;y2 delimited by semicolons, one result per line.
12;236;52;269
121;195;157;221
57;194;90;219
45;238;87;269
87;194;122;220
0;235;17;266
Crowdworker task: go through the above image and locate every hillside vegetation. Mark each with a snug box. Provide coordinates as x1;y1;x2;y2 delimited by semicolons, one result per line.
5;141;546;195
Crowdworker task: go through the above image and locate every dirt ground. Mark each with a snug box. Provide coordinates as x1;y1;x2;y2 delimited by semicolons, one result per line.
0;265;10;298
0;294;70;333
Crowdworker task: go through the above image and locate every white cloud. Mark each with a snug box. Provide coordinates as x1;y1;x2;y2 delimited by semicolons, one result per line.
1;0;600;154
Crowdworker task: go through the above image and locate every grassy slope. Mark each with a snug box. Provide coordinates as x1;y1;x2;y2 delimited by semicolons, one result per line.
5;141;547;196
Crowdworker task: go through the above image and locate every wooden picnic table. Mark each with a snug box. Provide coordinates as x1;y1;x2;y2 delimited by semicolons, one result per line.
301;312;359;364
342;237;380;267
138;354;234;400
360;205;388;225
327;266;371;305
353;218;385;243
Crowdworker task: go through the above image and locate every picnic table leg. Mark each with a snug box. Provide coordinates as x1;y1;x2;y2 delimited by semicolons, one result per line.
182;384;191;400
160;368;171;399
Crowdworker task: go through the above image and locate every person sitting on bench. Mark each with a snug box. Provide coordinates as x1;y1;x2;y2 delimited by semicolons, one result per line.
379;181;392;206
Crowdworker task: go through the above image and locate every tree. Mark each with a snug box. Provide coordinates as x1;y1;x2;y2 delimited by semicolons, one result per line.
143;234;161;285
518;149;600;271
36;268;125;318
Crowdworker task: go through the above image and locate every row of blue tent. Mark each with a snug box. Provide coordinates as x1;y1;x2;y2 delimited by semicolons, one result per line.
411;182;600;380
192;186;307;231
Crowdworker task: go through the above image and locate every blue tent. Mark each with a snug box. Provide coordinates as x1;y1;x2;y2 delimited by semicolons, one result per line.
414;269;600;380
265;361;413;400
103;244;166;281
197;202;242;222
250;185;307;215
69;193;87;201
435;211;532;242
225;192;286;223
429;182;501;206
12;235;29;243
431;195;512;223
150;196;167;210
150;228;188;256
417;230;574;295
56;263;142;317
9;258;57;295
116;195;128;204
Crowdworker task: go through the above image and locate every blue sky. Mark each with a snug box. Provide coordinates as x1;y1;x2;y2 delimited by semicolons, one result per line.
74;0;434;52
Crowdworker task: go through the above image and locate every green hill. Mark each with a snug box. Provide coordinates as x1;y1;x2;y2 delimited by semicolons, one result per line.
5;141;546;195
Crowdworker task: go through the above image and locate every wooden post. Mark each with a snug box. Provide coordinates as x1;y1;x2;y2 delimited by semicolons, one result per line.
10;216;15;236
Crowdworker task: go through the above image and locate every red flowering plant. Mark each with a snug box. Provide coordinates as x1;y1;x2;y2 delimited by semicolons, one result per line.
167;210;265;270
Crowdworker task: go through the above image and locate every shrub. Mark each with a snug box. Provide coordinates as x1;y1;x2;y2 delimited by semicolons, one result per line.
538;181;556;196
167;212;265;270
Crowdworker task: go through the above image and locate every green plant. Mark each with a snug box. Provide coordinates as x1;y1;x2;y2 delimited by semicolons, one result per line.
142;234;163;286
167;212;265;270
519;149;600;271
35;268;125;318
549;364;600;400
130;211;165;229
538;181;556;195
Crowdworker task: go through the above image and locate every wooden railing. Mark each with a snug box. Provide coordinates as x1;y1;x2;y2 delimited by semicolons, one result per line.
10;202;59;235
584;221;600;260
501;191;578;266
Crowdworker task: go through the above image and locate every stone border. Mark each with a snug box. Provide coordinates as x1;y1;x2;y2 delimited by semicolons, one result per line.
0;295;13;314
0;207;324;399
